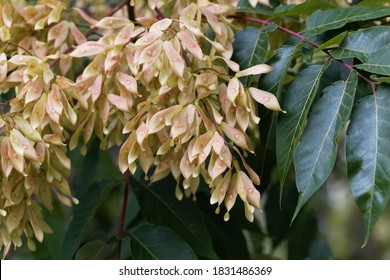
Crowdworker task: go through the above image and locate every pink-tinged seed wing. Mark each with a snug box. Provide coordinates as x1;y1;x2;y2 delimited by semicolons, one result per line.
249;87;286;113
163;41;185;78
236;64;273;78
70;42;105;58
227;77;240;104
177;29;203;61
107;93;129;112
114;24;134;45
69;22;87;45
94;17;131;29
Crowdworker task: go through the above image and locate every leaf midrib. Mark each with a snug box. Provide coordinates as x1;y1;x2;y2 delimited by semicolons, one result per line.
131;234;158;260
366;94;379;236
280;65;327;175
132;177;207;251
301;81;348;193
308;7;390;33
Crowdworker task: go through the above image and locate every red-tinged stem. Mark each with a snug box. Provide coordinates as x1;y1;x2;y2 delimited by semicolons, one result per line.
231;16;320;47
115;5;136;260
0;99;12;114
334;58;377;93
5;244;14;260
6;41;34;56
155;6;166;20
231;15;378;94
183;50;191;67
116;170;130;260
109;0;130;16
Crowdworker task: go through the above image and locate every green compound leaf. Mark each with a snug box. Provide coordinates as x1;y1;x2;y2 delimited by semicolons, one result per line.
293;71;358;220
130;176;218;259
276;62;330;196
61;139;117;259
355;47;390;76
346;85;390;246
130;224;197;260
358;0;390;6
258;44;302;188
260;44;302;96
306;6;390;36
331;26;390;63
196;193;251;259
273;0;334;17
237;0;274;16
232;27;270;86
371;76;390;84
61;180;115;259
237;0;334;17
313;31;347;56
75;240;106;260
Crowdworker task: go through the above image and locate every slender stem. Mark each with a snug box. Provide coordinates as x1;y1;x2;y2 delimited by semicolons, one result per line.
0;99;12;114
6;42;34;56
5;244;14;260
116;170;130;260
74;23;102;36
109;0;129;16
127;2;135;21
49;47;72;67
182;50;191;67
155;6;166;20
231;15;378;93
231;16;320;46
76;23;93;29
115;4;136;260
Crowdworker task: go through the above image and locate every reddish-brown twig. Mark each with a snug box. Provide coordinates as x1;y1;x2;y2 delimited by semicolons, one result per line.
230;15;378;94
116;170;130;260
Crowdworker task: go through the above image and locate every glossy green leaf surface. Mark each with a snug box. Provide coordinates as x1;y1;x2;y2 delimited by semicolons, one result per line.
293;71;358;218
61;139;115;259
237;0;273;16
258;44;302;188
306;7;390;35
75;240;105;260
331;26;390;62
276;63;330;192
130;177;218;259
313;31;347;56
371;76;390;84
232;27;269;86
260;44;302;96
130;224;197;260
346;85;390;245
273;0;334;17
358;0;390;6
355;47;390;76
61;180;114;259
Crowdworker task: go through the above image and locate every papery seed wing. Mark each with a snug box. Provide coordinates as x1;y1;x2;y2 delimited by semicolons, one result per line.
249;87;286;113
94;17;131;29
70;42;105;57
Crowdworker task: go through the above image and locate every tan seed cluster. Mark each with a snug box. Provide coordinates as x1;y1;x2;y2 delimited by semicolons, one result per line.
0;0;285;255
